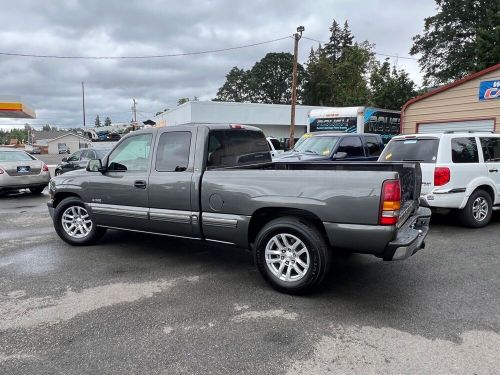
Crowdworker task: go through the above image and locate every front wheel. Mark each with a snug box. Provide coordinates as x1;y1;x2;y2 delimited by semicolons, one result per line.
458;189;492;228
53;197;106;245
255;216;332;294
55;169;62;176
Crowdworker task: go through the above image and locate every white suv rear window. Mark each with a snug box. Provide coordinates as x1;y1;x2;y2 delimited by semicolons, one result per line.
380;138;439;163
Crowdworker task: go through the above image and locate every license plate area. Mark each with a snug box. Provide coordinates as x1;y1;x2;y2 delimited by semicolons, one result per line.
17;166;31;173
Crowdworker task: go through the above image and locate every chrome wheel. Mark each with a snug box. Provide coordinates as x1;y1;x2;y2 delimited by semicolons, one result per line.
61;206;93;239
472;197;488;221
265;233;310;282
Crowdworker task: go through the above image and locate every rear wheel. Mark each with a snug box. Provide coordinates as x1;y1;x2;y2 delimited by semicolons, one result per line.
255;216;332;294
458;189;492;228
29;186;45;194
53;197;106;245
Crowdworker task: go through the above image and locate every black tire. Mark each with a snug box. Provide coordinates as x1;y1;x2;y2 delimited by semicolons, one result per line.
53;197;106;245
55;169;62;176
255;216;332;294
29;185;46;194
458;189;492;228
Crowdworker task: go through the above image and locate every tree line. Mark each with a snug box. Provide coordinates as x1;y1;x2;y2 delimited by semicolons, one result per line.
213;0;498;110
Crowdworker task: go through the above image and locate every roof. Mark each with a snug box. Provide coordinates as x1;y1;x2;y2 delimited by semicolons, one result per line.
391;132;498;140
46;132;90;143
402;63;500;112
33;130;71;141
0;95;36;119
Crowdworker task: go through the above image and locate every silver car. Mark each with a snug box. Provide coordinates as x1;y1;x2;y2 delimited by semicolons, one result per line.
0;148;50;194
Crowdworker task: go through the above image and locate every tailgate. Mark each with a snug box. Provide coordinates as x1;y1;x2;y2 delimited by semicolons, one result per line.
394;162;422;225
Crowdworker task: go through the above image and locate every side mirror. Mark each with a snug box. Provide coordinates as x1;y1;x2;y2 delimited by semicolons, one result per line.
87;159;104;173
333;151;348;160
62;157;68;162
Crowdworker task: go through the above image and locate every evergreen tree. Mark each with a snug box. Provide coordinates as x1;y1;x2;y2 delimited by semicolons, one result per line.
370;59;417;109
95;115;101;127
104;117;112;126
411;0;499;85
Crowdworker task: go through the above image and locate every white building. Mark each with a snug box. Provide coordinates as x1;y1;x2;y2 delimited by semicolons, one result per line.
152;101;330;139
47;133;91;154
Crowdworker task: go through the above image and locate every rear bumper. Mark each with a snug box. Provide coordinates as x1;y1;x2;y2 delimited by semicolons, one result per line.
0;173;50;191
420;191;468;209
382;206;432;261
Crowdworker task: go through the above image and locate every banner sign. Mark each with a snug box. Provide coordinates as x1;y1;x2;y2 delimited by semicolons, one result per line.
479;80;500;101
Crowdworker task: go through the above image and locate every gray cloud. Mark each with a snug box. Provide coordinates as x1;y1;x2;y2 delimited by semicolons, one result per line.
0;0;436;129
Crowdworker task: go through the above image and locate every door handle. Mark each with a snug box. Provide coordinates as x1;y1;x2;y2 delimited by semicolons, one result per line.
489;169;499;173
134;180;147;189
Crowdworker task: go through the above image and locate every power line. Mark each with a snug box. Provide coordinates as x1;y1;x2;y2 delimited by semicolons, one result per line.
0;36;292;60
301;36;419;61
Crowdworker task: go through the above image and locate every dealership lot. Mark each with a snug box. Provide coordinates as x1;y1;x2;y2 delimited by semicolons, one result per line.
1;192;499;374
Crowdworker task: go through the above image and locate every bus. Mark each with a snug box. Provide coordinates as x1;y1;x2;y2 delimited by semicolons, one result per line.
308;106;401;144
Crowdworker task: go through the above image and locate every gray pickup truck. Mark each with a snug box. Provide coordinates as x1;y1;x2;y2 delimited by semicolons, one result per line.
48;124;431;293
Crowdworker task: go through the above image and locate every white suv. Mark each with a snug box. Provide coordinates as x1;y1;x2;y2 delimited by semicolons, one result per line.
379;132;500;227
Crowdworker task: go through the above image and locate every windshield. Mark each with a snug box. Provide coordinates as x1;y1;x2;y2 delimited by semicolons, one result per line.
293;136;340;156
0;151;35;162
380;138;440;163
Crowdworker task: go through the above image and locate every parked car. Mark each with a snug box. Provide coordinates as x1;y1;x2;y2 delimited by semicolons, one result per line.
29;147;41;155
55;148;110;176
0;148;50;194
277;132;384;162
266;137;285;158
58;145;70;154
379;132;500;227
48;124;430;294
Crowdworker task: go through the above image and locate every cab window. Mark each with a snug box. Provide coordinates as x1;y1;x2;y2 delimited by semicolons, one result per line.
337;136;364;157
155;132;191;172
108;134;152;171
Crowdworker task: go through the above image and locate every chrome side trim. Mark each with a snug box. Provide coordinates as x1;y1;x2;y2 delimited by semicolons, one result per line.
205;238;236;245
149;208;192;224
88;203;148;219
99;225;201;240
202;213;239;228
434;188;466;194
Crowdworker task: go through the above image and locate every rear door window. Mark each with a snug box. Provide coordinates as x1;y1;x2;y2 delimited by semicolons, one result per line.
337;136;364;157
380;138;439;162
155;132;191;172
451;137;478;163
207;130;271;167
364;136;382;156
480;137;500;161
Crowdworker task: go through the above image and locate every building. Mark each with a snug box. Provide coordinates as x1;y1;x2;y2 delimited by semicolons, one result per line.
0;95;35;118
33;130;72;146
47;133;91;154
402;63;500;134
152;101;330;139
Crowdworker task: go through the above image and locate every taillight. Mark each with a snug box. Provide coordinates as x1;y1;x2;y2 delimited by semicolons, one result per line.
380;179;401;225
434;167;450;186
42;164;49;172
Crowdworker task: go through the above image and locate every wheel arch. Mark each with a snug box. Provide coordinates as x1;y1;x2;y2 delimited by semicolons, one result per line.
248;207;327;248
53;192;83;208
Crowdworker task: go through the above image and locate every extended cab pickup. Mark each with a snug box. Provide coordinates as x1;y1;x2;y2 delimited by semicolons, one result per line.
48;124;431;293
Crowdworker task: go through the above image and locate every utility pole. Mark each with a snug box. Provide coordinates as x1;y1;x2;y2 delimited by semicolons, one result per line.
82;81;86;128
289;26;304;150
132;98;137;130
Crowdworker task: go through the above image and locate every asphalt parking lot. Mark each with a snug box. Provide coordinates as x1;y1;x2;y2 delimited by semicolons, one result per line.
1;191;499;374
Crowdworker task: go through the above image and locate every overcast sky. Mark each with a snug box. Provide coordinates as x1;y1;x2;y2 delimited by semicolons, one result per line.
0;0;437;130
